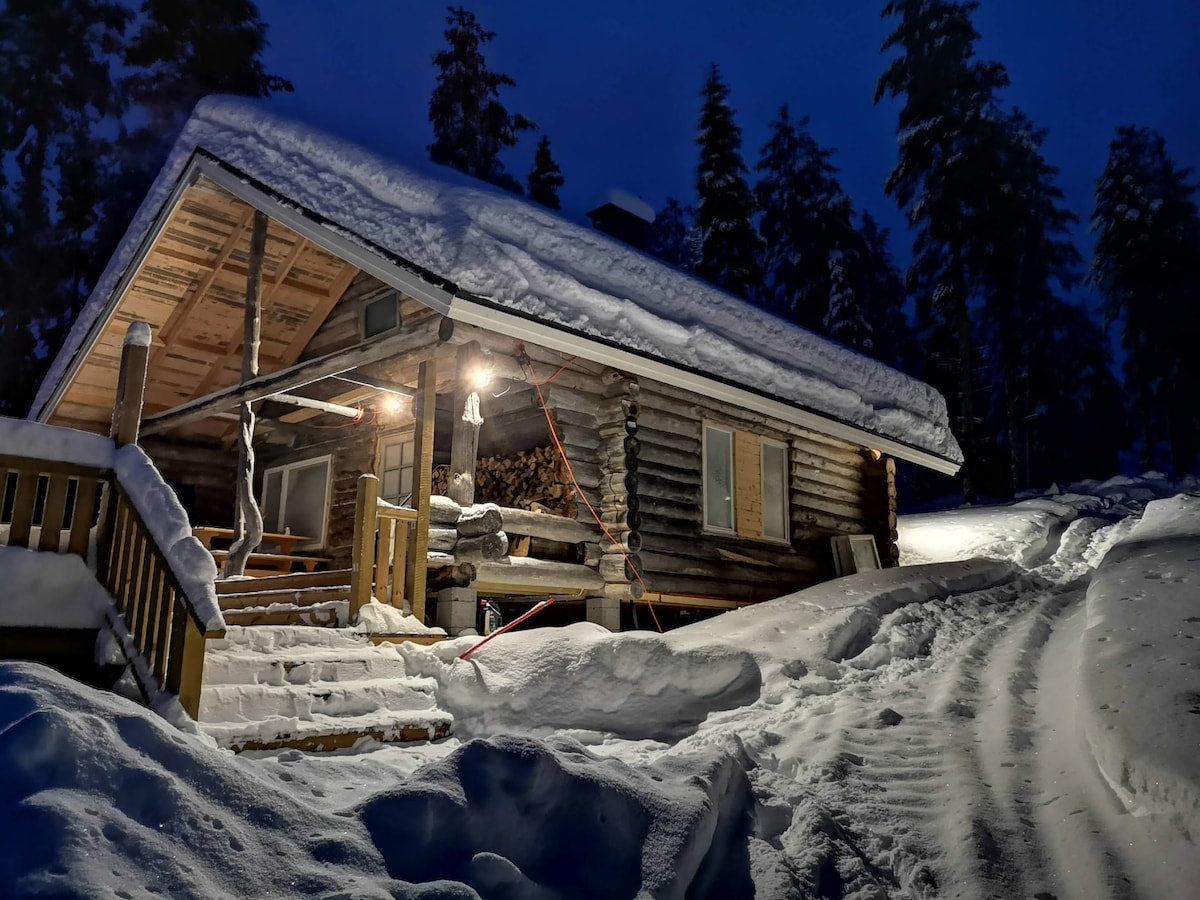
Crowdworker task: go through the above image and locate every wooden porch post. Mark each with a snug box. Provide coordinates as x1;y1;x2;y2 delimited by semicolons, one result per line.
447;341;483;506
111;322;152;447
404;359;435;623
349;473;379;621
225;210;268;578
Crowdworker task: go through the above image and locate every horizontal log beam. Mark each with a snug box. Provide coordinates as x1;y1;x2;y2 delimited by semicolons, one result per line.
142;317;445;436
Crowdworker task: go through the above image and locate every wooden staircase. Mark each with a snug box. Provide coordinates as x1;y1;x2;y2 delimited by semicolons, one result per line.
198;570;451;752
216;569;354;627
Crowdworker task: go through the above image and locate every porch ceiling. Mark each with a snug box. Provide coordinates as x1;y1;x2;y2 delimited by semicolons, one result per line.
47;176;359;439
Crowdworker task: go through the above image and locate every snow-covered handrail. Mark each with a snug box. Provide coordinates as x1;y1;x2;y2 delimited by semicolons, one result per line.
97;446;225;718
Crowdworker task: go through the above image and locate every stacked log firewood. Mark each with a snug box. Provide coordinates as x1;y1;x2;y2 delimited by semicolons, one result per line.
431;445;576;516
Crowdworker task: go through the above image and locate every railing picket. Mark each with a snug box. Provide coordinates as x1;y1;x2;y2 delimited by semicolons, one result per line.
152;573;172;681
8;471;38;547
391;520;408;609
375;516;393;606
165;598;188;696
134;550;157;653
68;476;99;559
38;473;71;552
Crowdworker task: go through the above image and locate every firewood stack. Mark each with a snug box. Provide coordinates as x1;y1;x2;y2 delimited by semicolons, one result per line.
431;445;576;517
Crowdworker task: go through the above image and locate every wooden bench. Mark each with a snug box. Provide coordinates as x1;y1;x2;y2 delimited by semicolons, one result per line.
209;549;332;577
193;526;315;555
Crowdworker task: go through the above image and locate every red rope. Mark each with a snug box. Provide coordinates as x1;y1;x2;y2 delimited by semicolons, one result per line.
527;359;662;633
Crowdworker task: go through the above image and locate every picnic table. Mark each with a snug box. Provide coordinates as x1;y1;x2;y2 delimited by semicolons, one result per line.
192;527;332;576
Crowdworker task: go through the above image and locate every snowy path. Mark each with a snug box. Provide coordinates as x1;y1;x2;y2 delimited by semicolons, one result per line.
721;574;1194;899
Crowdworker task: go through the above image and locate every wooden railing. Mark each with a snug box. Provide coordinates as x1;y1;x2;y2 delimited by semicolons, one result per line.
0;455;106;558
0;444;224;718
97;484;224;718
350;473;422;623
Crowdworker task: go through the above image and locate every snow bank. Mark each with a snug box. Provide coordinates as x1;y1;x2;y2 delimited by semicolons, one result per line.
0;662;757;898
0;662;421;898
401;622;761;741
898;497;1079;568
1081;494;1200;832
0;545;109;628
360;735;756;899
36;96;962;467
668;559;1019;682
351;598;447;635
113;445;222;631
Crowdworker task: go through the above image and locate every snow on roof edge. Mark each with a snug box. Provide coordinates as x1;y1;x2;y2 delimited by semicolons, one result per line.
34;95;963;469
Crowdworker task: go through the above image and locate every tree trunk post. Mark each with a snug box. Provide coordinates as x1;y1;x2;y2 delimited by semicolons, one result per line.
111;322;152;448
448;341;484;506
225;211;268;578
404;359;436;623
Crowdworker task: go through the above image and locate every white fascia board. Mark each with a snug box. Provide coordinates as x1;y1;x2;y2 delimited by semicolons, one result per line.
191;155;456;314
447;295;962;475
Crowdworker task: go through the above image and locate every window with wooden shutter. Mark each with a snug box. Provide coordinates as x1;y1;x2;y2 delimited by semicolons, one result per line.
703;424;791;543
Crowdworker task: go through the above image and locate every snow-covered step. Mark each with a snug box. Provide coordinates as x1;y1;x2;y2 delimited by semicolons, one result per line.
220;599;347;627
200;708;453;753
198;625;453;752
218;585;350;611
199;677;440;723
202;645;410;686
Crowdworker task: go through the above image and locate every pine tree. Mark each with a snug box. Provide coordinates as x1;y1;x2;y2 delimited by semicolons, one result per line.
755;105;856;328
526;135;563;209
1090;125;1200;474
428;6;534;194
694;64;761;300
875;0;1011;500
973;109;1082;492
824;248;873;351
99;0;292;283
648;197;696;270
123;0;292;140
858;211;916;372
0;0;129;413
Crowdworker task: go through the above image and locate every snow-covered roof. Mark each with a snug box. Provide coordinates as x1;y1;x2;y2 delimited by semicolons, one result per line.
34;96;962;471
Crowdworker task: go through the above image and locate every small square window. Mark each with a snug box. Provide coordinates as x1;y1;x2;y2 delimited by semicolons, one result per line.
361;293;401;339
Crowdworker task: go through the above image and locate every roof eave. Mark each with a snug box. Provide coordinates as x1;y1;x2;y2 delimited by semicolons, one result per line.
40;149;962;476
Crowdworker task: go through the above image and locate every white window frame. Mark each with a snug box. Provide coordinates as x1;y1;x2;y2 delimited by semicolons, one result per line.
359;291;401;340
702;422;737;536
760;437;791;545
376;429;416;506
261;454;332;548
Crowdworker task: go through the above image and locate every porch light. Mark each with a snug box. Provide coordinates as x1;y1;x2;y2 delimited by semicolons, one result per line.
469;365;493;391
380;393;404;415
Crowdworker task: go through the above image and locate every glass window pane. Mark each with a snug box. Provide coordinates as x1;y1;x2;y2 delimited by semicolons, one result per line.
262;470;283;532
384;442;401;469
762;442;789;541
400;468;413;497
382;470;400;502
282;459;328;540
704;426;733;530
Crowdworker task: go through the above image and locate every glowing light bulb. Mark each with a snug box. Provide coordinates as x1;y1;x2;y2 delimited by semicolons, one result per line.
380;394;403;415
469;367;493;391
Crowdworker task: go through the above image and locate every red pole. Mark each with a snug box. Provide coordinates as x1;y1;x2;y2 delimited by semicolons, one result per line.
458;597;555;661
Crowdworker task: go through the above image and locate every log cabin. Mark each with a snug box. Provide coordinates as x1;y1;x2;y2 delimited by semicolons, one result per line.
31;97;963;635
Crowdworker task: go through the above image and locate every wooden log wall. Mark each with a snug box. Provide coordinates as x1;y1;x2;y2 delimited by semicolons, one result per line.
633;378;890;602
141;438;236;528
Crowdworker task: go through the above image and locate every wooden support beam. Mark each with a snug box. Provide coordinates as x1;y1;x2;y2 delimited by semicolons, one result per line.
111;322;152;448
225;211;268;578
404;359;435;623
141;316;446;436
278;261;360;367
448;341;483;506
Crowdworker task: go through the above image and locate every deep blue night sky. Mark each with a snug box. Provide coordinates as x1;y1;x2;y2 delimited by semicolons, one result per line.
254;0;1199;266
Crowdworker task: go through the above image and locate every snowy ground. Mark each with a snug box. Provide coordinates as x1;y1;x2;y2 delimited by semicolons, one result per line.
2;474;1199;898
